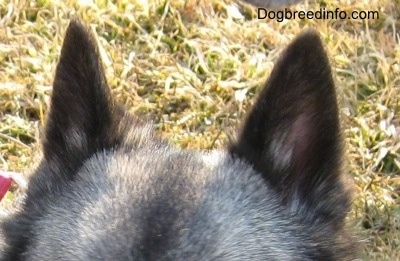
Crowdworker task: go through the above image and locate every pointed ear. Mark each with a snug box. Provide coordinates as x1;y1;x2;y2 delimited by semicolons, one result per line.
229;31;350;225
43;19;121;165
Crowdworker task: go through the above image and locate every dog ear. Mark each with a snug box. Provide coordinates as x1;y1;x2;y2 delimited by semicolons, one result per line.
43;19;160;177
43;19;120;165
229;31;350;225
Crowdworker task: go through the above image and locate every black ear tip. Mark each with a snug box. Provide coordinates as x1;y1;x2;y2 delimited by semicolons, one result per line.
60;19;97;57
296;30;322;42
287;30;325;54
66;19;90;37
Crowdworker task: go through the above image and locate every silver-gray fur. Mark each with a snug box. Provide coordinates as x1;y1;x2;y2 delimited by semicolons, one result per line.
0;19;356;260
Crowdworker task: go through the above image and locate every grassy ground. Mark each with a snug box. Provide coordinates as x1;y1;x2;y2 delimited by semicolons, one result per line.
0;0;399;259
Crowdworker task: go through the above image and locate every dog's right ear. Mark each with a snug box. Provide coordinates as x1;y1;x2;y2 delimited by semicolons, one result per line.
43;19;122;167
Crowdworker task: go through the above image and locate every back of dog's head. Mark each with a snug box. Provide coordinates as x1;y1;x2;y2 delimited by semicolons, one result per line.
0;19;356;261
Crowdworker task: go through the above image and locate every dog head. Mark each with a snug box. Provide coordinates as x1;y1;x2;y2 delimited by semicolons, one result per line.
1;20;355;260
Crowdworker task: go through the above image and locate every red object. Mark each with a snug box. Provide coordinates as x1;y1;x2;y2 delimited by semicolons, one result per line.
0;172;13;201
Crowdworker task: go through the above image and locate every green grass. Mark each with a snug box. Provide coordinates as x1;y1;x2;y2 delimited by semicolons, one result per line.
1;0;399;259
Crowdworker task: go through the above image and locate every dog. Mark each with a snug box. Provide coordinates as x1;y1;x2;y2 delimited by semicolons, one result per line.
0;19;355;260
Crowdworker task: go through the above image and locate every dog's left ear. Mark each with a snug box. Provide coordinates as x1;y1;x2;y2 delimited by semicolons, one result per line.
229;31;350;226
43;19;120;165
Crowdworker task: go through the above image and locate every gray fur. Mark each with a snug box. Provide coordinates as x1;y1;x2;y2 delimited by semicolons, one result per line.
0;19;356;260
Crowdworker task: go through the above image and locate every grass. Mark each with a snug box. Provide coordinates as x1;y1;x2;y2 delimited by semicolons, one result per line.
0;0;399;259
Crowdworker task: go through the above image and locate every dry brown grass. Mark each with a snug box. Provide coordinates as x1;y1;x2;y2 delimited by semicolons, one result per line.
0;0;399;259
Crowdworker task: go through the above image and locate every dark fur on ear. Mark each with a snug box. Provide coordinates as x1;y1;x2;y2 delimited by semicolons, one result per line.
229;31;350;226
43;19;158;175
28;19;164;202
0;21;159;260
44;19;117;167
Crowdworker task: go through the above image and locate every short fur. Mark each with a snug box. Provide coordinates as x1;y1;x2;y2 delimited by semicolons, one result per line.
0;20;355;260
